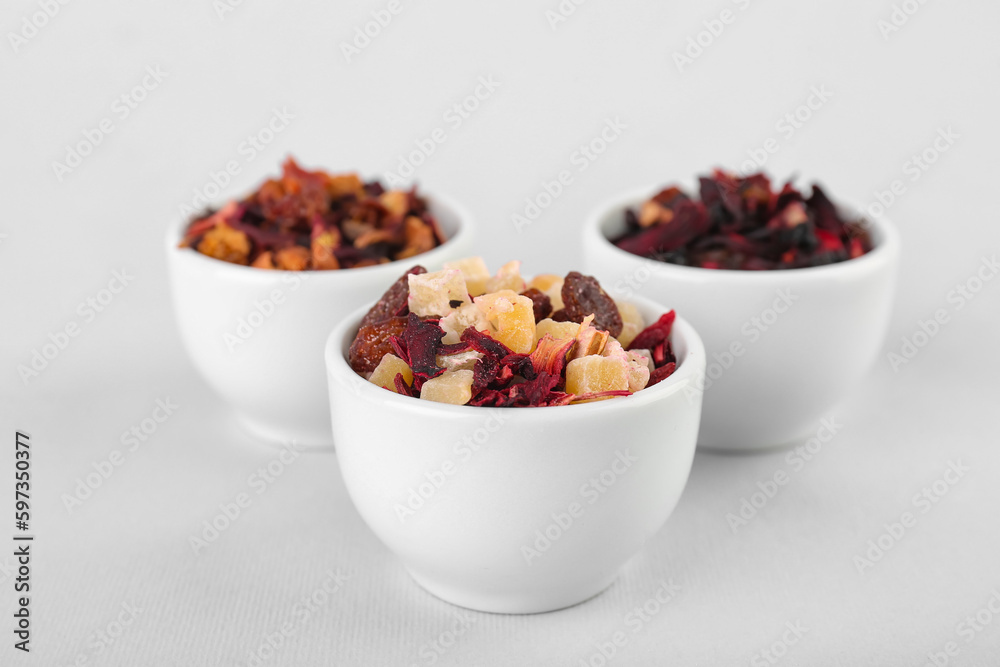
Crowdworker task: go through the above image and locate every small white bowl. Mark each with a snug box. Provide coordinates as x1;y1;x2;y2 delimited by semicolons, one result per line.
324;295;705;614
165;191;474;448
583;186;900;452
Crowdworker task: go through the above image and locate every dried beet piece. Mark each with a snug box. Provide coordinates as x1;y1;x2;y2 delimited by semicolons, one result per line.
359;265;426;328
627;311;676;354
647;362;677;387
561;272;623;337
521;288;553;322
349;316;408;374
399;313;446;379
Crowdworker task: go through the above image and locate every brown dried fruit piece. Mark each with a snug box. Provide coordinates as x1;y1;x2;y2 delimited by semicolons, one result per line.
561;272;623;337
521;288;553;322
360;265;427;328
349;316;408;374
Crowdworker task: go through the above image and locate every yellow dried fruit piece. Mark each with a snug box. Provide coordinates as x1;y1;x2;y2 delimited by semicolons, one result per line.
615;300;645;348
528;274;565;310
407;269;470;317
368;354;413;392
420;369;474;405
565;355;629;395
444;257;491;297
474;291;535;354
485;260;526;294
534;318;580;343
327;173;364;198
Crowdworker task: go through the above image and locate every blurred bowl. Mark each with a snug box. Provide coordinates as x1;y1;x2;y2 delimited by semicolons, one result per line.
166;190;474;448
324;294;704;613
583;186;900;452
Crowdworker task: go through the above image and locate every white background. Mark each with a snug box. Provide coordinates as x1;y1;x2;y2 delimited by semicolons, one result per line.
3;0;1000;665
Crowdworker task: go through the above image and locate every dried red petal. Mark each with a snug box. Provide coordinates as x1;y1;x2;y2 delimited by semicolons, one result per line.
394;372;417;397
627;311;676;353
461;326;514;361
399;313;446;379
561;272;623;337
647;362;677;386
530;334;575;377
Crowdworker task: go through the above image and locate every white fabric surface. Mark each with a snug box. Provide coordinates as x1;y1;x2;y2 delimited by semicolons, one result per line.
2;1;999;665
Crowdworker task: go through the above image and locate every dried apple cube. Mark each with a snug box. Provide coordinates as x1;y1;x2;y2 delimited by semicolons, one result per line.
420;369;474;404
627;349;655;373
368;354;413;392
440;302;493;344
407;269;470;317
528;274;565;310
624;350;651;392
474;291;535;354
437;350;483;372
615;300;645;348
565;355;629;395
534;318;581;344
485;260;526;294
444;257;491;297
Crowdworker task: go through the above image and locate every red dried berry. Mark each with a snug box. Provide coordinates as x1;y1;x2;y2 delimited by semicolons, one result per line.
561;272;623;337
627;311;676;353
647;362;677;386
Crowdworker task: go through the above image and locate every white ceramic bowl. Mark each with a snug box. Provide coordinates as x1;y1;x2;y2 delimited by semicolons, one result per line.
166;191;474;448
324;295;705;614
583;186;900;452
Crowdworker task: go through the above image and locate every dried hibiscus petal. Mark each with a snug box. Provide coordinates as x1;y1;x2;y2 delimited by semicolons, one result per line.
561;272;623;337
627;311;676;355
647;362;677;387
398;313;446;379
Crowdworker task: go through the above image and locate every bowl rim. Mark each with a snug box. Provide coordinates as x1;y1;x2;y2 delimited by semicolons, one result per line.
584;184;901;282
164;187;474;280
325;292;705;419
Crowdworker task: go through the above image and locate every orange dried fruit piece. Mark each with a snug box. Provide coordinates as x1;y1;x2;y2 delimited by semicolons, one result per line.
444;257;491;297
407;269;470;317
327;173;364;198
275;245;311;271
474;291;536;354
485;260;526;293
420;369;475;404
311;230;341;270
379;190;410;217
369;354;413;392
250;251;275;269
615;300;645;348
565;355;629;395
528;274;565;310
197;223;251;265
396;216;436;260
